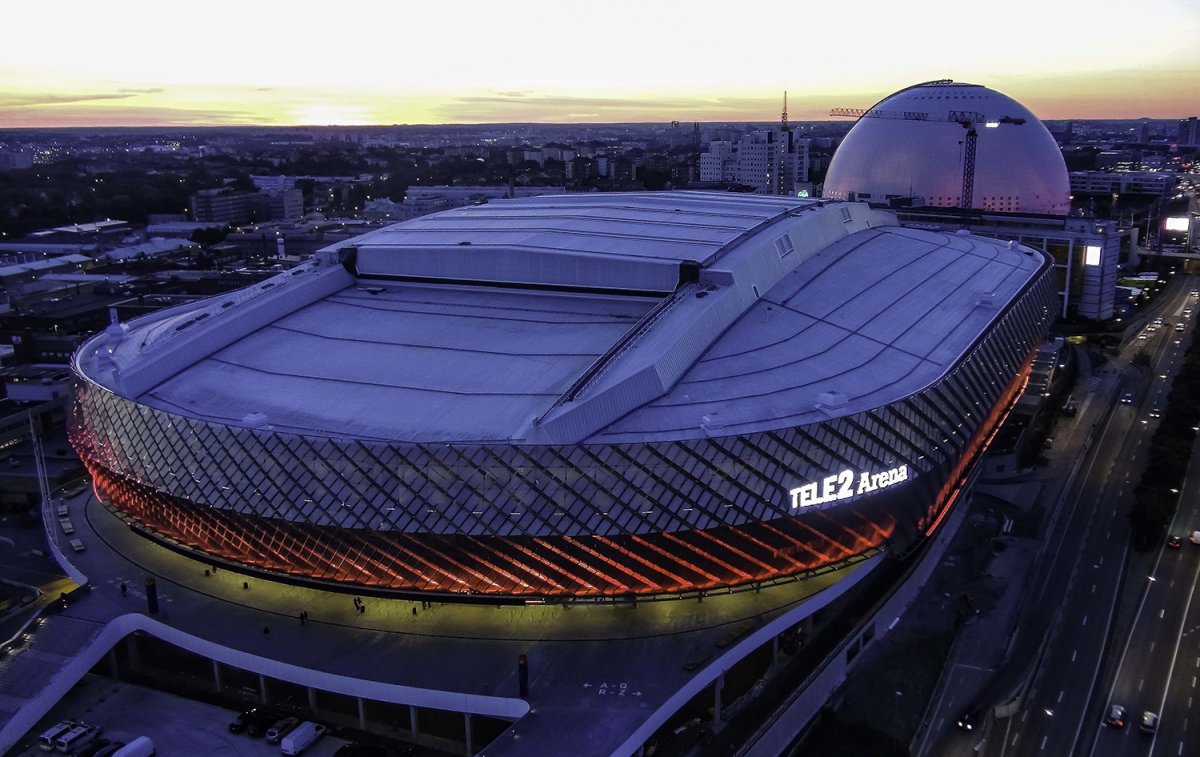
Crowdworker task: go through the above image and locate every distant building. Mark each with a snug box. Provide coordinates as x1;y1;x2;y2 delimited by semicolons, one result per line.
1178;117;1200;148
189;188;304;224
1070;171;1175;197
190;188;258;225
699;130;809;195
0;149;33;170
404;185;566;208
264;188;304;221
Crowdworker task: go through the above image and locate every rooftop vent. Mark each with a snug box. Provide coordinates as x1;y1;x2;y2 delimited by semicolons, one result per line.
816;391;848;412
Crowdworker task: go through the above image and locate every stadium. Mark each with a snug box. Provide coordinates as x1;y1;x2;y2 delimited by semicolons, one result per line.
823;79;1071;215
69;191;1055;601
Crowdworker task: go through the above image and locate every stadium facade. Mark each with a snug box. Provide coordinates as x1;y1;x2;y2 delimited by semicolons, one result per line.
69;192;1055;600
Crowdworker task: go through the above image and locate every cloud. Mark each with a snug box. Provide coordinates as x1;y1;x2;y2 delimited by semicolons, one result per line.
0;91;143;107
0;104;262;128
433;91;830;123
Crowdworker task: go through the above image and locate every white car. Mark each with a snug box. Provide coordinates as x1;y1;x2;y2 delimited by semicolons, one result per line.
1140;711;1158;734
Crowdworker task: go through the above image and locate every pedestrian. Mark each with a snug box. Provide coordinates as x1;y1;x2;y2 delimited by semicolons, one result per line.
359;604;365;614
412;606;417;616
119;582;127;597
298;611;305;625
243;581;249;590
204;569;210;577
262;625;270;637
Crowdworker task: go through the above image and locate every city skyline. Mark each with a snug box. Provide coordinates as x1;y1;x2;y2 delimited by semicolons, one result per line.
3;0;1199;128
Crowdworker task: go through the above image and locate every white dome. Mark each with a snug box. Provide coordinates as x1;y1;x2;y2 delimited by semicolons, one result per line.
824;81;1069;215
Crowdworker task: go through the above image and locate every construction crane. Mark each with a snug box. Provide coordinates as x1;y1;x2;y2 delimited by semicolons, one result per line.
830;106;1025;209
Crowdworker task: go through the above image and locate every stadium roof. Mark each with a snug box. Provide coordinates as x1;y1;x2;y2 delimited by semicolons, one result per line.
78;192;1046;445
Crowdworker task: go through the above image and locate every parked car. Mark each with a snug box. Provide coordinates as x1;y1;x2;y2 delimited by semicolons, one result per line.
229;707;273;735
1167;535;1183;549
266;716;300;744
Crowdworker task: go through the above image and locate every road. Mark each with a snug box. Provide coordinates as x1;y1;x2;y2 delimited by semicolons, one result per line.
1088;282;1200;757
921;274;1199;757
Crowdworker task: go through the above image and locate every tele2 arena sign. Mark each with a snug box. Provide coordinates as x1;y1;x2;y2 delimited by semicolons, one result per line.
790;464;911;509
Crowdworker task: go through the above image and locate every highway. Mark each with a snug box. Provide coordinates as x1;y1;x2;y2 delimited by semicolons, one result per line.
1088;282;1200;757
922;274;1199;757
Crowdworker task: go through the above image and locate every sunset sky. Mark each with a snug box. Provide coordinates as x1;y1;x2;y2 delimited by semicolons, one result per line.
2;0;1198;128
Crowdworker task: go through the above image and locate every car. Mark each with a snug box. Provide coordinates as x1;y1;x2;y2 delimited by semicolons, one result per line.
1121;392;1134;404
1140;711;1158;733
1104;703;1126;728
229;707;272;735
1190;531;1200;545
1149;408;1161;418
266;716;300;744
956;706;983;731
1168;535;1183;549
246;708;278;737
1177;323;1186;331
1185;309;1193;317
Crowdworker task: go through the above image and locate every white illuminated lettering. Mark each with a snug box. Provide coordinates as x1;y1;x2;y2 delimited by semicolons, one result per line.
790;464;910;508
821;474;839;502
837;470;854;498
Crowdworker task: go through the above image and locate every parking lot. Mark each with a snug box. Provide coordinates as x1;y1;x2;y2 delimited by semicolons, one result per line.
6;675;351;756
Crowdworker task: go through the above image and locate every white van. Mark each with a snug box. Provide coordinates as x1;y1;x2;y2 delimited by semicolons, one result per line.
279;721;326;755
112;735;156;756
53;723;99;753
37;721;77;751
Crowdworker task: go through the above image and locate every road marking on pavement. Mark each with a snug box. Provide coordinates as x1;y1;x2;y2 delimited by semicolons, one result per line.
1072;649;1077;662
1193;676;1197;688
1012;734;1020;747
1040;736;1047;750
1161;608;1166;619
1151;641;1156;652
1139;678;1144;691
1083;615;1088;626
1105;530;1110;540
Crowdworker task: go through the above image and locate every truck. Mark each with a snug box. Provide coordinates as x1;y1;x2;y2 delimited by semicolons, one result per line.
279;721;326;756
